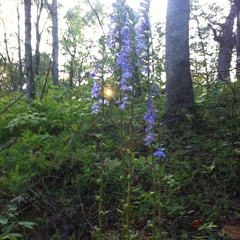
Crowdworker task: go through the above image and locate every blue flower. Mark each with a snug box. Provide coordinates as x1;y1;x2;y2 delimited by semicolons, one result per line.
152;83;159;96
144;97;156;145
144;133;155;145
153;149;166;158
91;81;101;98
120;78;132;92
146;97;154;108
141;67;149;75
145;123;153;132
89;72;96;78
122;71;133;79
119;96;129;109
92;102;101;114
116;19;135;109
135;0;151;74
119;102;127;110
103;99;109;105
144;109;155;125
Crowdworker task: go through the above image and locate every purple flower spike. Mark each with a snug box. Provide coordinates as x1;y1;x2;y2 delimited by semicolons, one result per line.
135;0;151;75
144;97;156;145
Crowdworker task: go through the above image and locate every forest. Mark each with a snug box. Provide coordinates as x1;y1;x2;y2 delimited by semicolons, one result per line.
0;0;240;239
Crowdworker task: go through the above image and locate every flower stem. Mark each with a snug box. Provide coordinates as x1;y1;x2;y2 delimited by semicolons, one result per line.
157;160;163;240
157;96;163;240
120;95;127;239
98;89;104;240
126;98;134;240
98;47;106;239
150;144;157;239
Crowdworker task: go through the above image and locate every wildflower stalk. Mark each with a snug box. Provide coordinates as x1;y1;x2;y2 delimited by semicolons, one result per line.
90;37;108;240
127;86;134;240
150;144;157;240
157;161;163;240
106;1;131;237
137;1;159;236
156;96;163;240
98;76;104;240
120;91;127;239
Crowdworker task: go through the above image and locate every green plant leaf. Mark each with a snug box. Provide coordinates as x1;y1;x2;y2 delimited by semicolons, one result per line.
7;204;17;211
2;222;16;235
18;221;35;229
0;217;8;225
0;233;23;239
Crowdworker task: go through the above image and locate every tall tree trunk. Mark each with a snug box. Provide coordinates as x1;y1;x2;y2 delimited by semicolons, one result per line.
24;0;35;100
45;0;59;86
52;0;58;86
165;0;194;127
17;3;24;91
235;0;240;79
209;3;236;80
34;0;44;76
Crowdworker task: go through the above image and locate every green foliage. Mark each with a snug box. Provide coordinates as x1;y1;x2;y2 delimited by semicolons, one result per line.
0;76;239;239
5;112;47;133
0;203;35;239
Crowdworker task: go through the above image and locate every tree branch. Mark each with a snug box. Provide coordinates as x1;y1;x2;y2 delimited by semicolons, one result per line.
85;0;105;37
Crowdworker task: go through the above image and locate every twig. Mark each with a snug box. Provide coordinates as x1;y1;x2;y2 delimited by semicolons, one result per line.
85;0;105;37
0;82;35;116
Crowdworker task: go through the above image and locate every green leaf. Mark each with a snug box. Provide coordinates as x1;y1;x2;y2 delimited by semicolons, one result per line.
0;233;10;240
18;221;35;229
234;148;240;154
0;233;23;239
8;233;23;238
0;217;8;225
2;222;16;234
7;204;17;211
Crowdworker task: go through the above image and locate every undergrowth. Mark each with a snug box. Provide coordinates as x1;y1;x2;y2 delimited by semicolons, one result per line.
0;80;240;239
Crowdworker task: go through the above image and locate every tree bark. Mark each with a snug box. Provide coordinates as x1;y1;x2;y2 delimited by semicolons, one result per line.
235;0;240;78
24;0;35;100
34;0;44;76
45;0;59;86
165;0;194;127
17;3;24;91
209;3;236;80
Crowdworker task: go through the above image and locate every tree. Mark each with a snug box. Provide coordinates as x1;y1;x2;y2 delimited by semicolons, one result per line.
34;0;44;76
61;5;94;86
16;3;24;91
44;0;59;86
165;0;194;126
24;0;35;100
235;0;240;78
209;3;236;80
